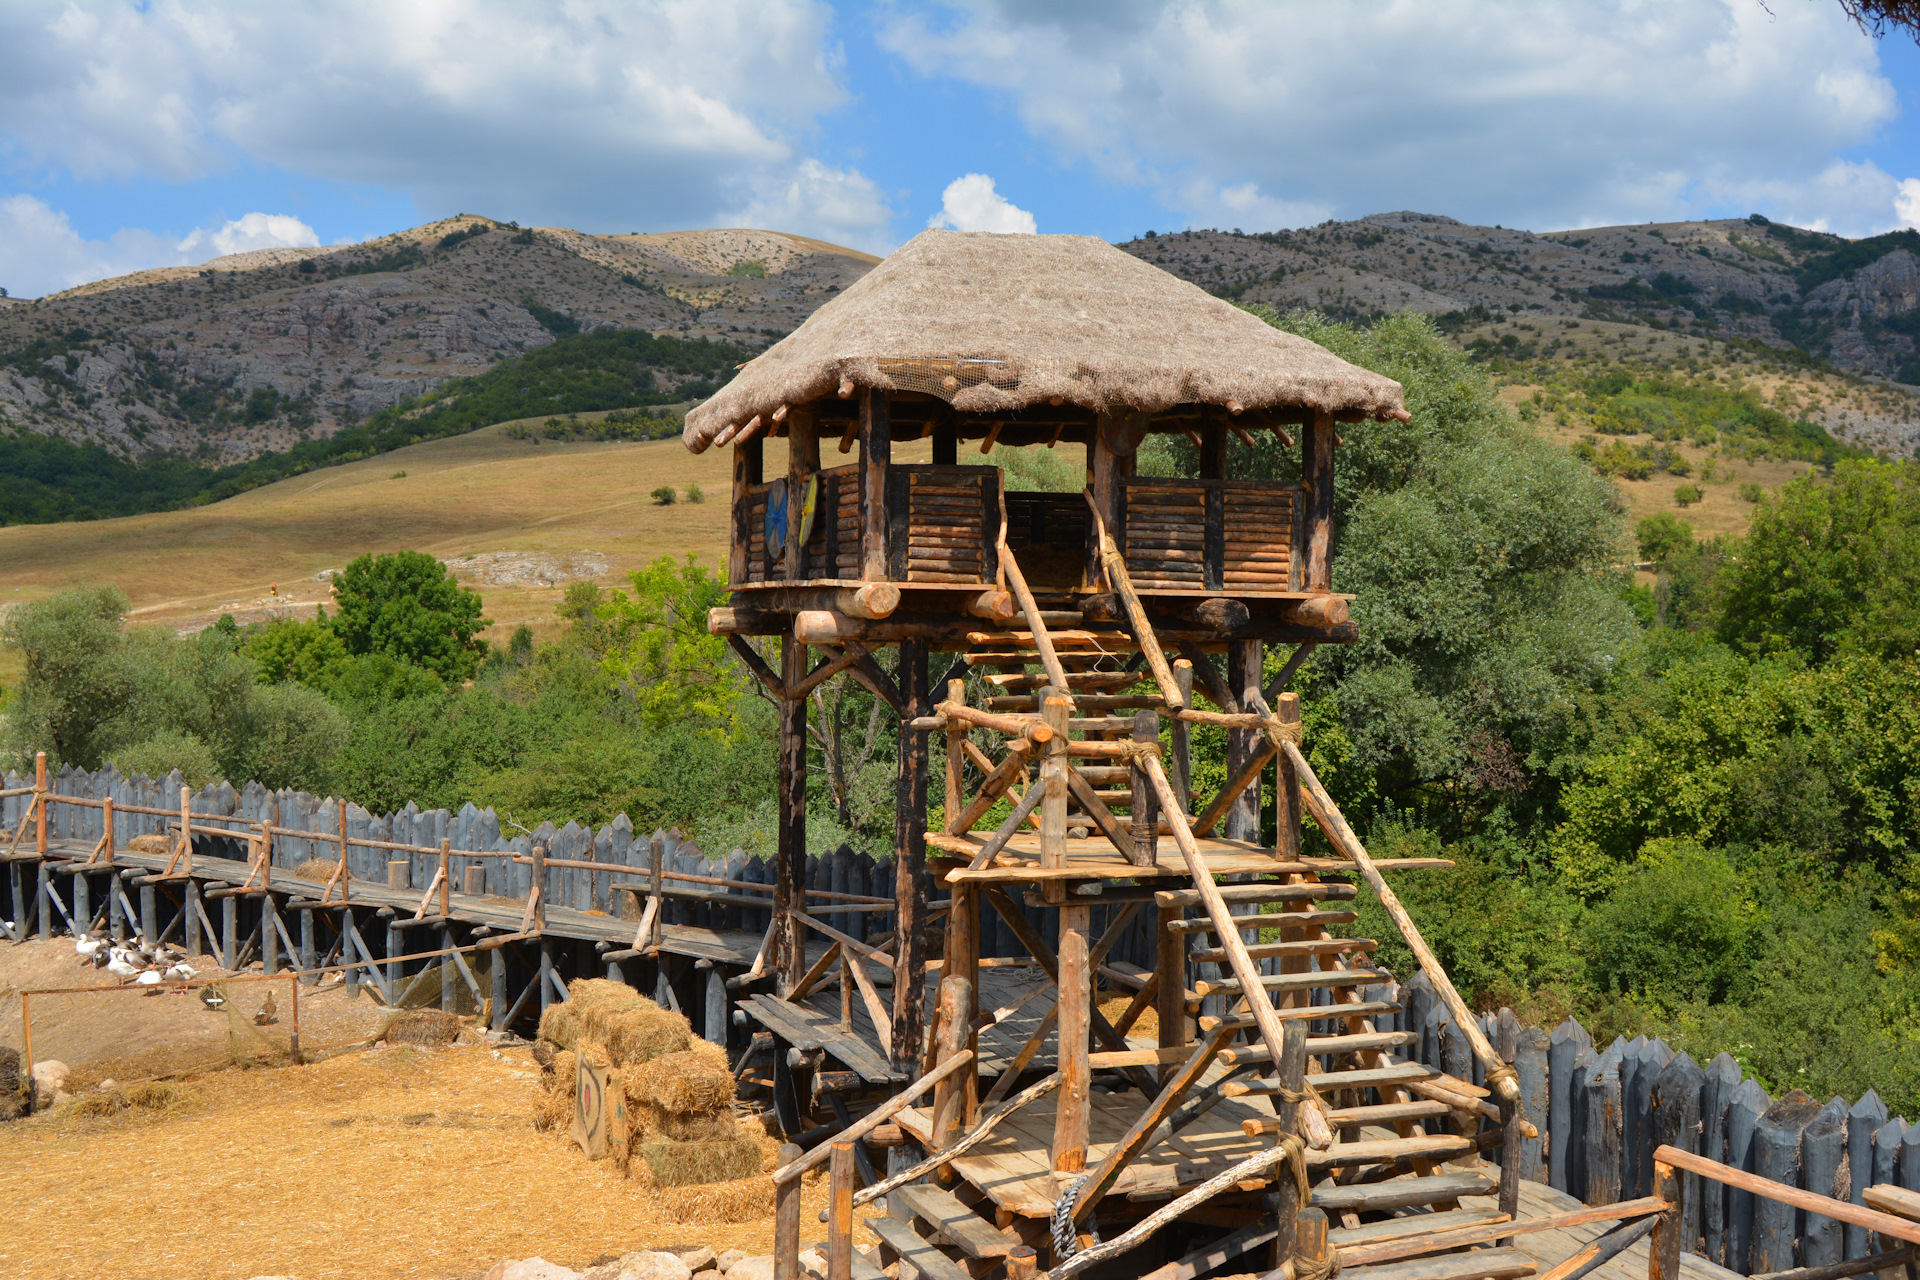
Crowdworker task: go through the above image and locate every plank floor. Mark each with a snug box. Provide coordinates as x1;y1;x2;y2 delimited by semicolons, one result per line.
1457;1180;1741;1280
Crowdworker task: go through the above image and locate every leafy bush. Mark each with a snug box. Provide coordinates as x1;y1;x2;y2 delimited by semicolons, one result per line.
108;731;220;790
1587;840;1761;1003
650;485;676;505
1673;483;1703;507
328;551;490;682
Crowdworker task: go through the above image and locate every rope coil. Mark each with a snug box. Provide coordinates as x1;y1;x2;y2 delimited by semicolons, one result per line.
1051;1172;1100;1260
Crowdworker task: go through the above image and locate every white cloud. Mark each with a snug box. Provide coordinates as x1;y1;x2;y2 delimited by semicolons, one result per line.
727;159;892;253
0;195;177;297
177;212;320;259
1898;179;1920;231
927;174;1036;234
0;0;880;239
879;0;1901;235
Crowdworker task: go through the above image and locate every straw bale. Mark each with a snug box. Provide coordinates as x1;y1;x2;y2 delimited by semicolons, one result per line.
656;1175;776;1224
543;1050;578;1095
533;1084;573;1133
127;834;172;856
629;1106;742;1142
625;1043;733;1115
684;229;1408;453
293;858;341;882
541;979;689;1067
381;1009;463;1046
637;1137;764;1187
576;1039;612;1070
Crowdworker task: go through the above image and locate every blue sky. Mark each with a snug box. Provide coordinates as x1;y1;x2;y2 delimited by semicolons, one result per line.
3;1;1918;298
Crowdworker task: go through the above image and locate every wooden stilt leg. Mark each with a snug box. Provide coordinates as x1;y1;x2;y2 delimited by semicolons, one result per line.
1157;903;1190;1080
1226;640;1263;843
946;882;980;1123
1053;901;1091;1177
891;638;930;1076
777;634;808;992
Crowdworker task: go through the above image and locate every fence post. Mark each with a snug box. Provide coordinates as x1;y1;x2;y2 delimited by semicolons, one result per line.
828;1141;854;1280
1753;1090;1819;1273
34;751;48;856
1651;1051;1704;1256
1701;1052;1742;1266
1586;1037;1627;1205
1650;1158;1683;1280
1804;1096;1849;1268
774;1141;802;1280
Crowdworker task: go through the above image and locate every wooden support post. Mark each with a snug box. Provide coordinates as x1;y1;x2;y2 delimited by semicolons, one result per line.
443;924;457;1012
828;1141;855;1280
101;796;114;865
732;433;762;585
1039;686;1070;895
491;945;509;1031
1650;1159;1683;1280
34;752;47;856
945;678;966;831
335;795;348;902
775;1141;804;1280
1295;1209;1332;1280
778;634;808;992
139;882;157;945
263;896;280;976
1303;409;1335;591
1130;709;1159;866
437;839;451;920
1500;1013;1523;1241
1171;659;1194;811
299;908;316;985
387;916;402;996
786;407;818;578
185;880;202;955
388;860;408;890
34;862;49;939
946;881;980;1124
1274;1021;1309;1268
108;869;123;940
1226;640;1262;842
1275;692;1302;861
930;975;972;1183
73;871;88;938
1053;900;1091;1178
648;834;664;948
221;895;236;971
891;637;930;1075
859;390;890;581
1156;903;1191;1078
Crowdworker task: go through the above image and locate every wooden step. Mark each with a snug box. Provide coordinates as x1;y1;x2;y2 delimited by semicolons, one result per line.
1328;1209;1512;1248
890;1185;1014;1259
1166;908;1358;934
1303;1133;1474;1168
1198;1000;1403;1035
808;1242;889;1280
1191;967;1387;998
1154;882;1359;909
1221;1029;1418;1066
1339;1247;1536;1280
1242;1099;1453;1136
1189;936;1377;964
1225;1061;1439;1098
1310;1169;1499;1213
987;694;1169;712
864;1214;975;1280
985;670;1143;691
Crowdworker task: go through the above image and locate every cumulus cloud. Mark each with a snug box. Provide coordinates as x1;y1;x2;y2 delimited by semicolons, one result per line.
0;0;886;242
928;174;1036;234
177;212;320;259
0;195;178;297
727;159;892;253
879;0;1902;235
1898;179;1920;231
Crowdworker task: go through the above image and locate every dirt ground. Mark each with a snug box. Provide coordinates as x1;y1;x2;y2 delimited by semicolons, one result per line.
0;940;864;1280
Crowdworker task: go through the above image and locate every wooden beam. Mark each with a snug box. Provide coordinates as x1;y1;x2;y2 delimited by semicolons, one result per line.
729;634;787;700
1176;641;1240;714
1053;901;1091;1175
777;635;808;990
858;390;890;581
891;638;930;1074
770;1050;974;1184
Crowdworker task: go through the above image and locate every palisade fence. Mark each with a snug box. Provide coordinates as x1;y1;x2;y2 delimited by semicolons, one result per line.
11;765;1915;1275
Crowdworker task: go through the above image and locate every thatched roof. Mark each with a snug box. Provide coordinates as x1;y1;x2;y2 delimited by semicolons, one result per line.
683;230;1406;454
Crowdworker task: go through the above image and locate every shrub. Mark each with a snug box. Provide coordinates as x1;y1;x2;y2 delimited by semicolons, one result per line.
1740;481;1764;503
108;731;220;790
650;485;676;506
685;483;703;504
1587;841;1761;1003
1673;483;1703;507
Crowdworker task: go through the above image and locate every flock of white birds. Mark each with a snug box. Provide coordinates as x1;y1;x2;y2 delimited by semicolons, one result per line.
73;930;197;985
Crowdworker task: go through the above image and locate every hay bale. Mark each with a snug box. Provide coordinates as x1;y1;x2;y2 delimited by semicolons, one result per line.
540;979;689;1067
637;1137;765;1187
382;1010;463;1046
576;1039;612;1069
630;1107;742;1142
544;1050;578;1095
533;1085;573;1133
127;834;172;856
0;1047;18;1098
293;858;341;882
656;1175;775;1224
625;1042;733;1115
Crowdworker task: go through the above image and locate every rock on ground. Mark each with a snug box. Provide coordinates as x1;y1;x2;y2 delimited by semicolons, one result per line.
580;1252;693;1280
483;1259;582;1280
722;1257;775;1280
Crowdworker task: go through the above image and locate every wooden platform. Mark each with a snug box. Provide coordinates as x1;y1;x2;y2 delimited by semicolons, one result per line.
893;1090;1273;1218
929;832;1289;882
34;839;769;967
1457;1181;1741;1280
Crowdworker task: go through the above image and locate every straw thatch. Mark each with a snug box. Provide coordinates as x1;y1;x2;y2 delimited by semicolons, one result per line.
684;229;1407;453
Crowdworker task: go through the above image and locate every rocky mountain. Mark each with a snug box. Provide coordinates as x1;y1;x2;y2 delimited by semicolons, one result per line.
1116;212;1920;385
5;207;1917;472
0;217;876;463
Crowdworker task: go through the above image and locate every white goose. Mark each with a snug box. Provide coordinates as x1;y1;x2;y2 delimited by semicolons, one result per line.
164;961;196;981
133;970;163;986
106;956;142;980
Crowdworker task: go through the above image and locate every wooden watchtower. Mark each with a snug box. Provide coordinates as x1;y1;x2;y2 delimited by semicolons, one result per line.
687;232;1534;1279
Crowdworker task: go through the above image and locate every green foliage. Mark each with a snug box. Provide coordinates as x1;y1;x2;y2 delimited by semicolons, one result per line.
108;731;220;790
1673;483;1703;507
1587;840;1761;1002
522;301;580;337
327;551;490;682
650;485;676;505
1795;228;1920;293
597;556;742;730
506;407;686;443
1717;460;1920;662
1636;513;1694;564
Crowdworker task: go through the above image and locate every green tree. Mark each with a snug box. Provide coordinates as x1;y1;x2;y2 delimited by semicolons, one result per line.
1636;513;1694;564
328;551;491;681
1587;840;1762;1003
1718;459;1920;661
597;556;742;730
1;585;133;768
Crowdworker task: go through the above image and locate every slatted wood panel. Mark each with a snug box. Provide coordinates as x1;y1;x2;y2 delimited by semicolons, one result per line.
1223;484;1298;590
744;484;772;583
890;465;1002;584
799;463;861;580
1121;478;1302;593
1122;482;1207;589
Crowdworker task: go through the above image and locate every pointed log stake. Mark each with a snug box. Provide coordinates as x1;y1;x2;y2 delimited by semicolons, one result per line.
1278;738;1522;1108
1084;491;1184;709
1142;752;1317;1139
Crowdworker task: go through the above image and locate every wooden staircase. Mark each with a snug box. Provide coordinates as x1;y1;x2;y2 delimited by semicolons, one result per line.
882;543;1537;1280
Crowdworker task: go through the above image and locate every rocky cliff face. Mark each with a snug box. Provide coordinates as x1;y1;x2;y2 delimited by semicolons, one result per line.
1119;213;1920;384
0;217;876;462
